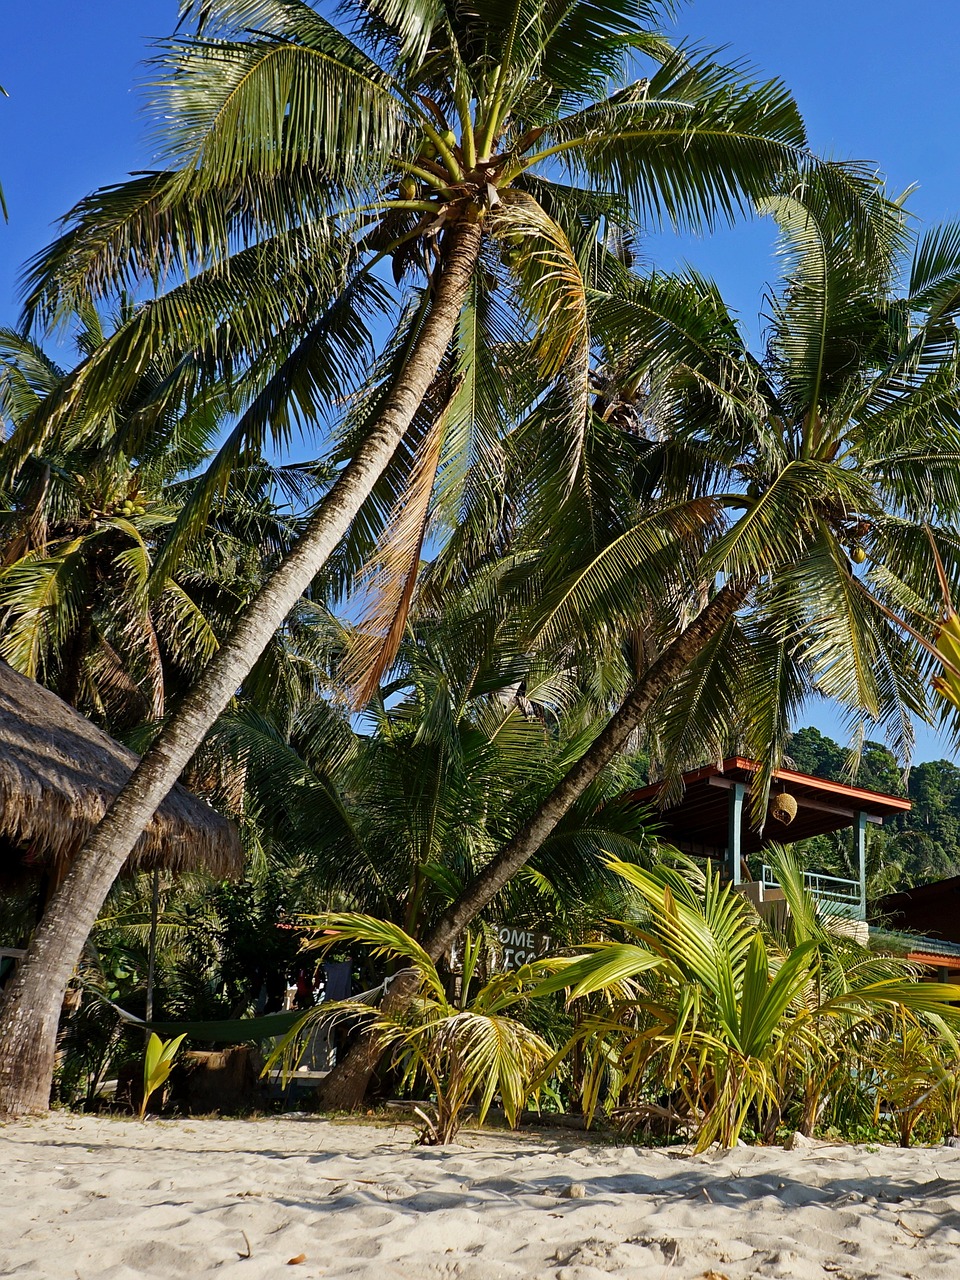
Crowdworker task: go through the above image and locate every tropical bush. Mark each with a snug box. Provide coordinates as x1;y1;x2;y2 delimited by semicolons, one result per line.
539;851;960;1150
263;852;960;1149
268;915;554;1143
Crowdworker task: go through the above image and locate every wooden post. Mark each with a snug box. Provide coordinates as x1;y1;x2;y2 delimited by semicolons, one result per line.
854;811;868;920
145;869;160;1034
728;782;746;885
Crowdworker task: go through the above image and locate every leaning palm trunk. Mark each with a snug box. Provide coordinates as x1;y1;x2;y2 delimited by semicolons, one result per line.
0;222;483;1117
317;578;749;1107
422;580;749;961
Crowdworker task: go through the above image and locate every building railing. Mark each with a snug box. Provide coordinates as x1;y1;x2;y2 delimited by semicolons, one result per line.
761;865;864;917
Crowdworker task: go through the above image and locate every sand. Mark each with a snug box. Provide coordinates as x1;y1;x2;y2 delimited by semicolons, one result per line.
3;1113;960;1279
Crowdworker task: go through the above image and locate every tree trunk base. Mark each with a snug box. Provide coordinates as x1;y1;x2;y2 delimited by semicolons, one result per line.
315;1032;384;1111
0;1002;59;1117
315;969;420;1111
0;1099;49;1119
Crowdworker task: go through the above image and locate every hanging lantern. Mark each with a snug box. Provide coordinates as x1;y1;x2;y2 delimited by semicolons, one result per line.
770;791;798;825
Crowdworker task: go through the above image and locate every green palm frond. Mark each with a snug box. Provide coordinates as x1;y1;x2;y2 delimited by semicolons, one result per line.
491;191;591;472
297;913;445;1000
908;220;960;320
269;910;553;1137
529;46;808;229
154;26;405;198
0;539;88;678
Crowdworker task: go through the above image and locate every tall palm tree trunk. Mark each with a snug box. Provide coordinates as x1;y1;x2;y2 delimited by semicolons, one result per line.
318;578;750;1107
0;221;483;1117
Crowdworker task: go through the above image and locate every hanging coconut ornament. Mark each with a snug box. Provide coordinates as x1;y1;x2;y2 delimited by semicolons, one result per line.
770;791;798;825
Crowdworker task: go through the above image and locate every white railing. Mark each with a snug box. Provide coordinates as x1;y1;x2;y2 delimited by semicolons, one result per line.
761;865;863;916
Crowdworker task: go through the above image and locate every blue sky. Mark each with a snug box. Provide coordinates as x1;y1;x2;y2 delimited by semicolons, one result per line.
2;0;959;763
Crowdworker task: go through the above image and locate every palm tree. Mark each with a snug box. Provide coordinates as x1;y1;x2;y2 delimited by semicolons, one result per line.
0;0;840;1113
269;915;555;1143
302;178;960;1110
304;173;960;1107
0;319;327;737
214;605;657;942
0;318;223;728
414;181;960;997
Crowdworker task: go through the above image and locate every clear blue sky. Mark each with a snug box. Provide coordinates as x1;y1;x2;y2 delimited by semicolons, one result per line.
2;0;959;763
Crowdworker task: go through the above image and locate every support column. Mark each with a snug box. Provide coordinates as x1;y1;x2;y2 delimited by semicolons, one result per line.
727;782;746;885
854;810;868;920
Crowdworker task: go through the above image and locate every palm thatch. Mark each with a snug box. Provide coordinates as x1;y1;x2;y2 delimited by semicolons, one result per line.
0;662;241;879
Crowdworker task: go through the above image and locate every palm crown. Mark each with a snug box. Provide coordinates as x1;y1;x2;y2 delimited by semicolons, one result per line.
16;0;863;575
11;0;896;711
535;178;960;788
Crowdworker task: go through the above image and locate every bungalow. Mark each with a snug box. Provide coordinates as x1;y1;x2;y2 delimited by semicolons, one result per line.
624;755;911;927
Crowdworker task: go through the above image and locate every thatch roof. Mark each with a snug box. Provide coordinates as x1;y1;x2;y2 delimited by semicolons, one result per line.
0;662;241;878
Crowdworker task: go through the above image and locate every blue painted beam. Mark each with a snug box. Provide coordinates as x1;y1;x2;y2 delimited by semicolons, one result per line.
727;781;747;885
854;810;868;920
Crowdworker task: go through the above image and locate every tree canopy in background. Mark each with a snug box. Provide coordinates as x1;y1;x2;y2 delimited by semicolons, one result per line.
787;726;960;891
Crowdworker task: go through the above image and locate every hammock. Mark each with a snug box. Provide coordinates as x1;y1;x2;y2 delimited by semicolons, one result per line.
107;1002;306;1043
103;973;401;1045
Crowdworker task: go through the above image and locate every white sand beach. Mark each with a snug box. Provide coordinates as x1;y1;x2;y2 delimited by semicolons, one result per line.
4;1114;960;1279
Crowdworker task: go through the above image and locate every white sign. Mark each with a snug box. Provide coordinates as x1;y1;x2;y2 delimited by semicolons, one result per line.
492;924;551;970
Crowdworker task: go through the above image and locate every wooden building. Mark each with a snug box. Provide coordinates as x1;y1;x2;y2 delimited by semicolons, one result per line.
876;877;960;977
625;756;912;920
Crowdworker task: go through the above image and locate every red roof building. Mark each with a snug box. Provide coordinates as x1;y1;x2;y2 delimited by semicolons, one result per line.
876;876;960;977
625;756;912;921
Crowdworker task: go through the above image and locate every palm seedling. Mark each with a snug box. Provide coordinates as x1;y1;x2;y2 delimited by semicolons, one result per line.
268;915;553;1143
139;1032;186;1120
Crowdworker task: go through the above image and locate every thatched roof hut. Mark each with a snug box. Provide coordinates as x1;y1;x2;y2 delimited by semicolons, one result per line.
0;661;241;880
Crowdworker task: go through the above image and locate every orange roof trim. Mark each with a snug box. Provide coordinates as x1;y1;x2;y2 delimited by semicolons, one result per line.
905;951;960;970
628;756;912;814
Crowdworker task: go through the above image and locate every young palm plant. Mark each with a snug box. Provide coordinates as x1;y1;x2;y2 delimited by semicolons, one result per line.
545;849;960;1152
268;915;553;1143
543;856;816;1148
0;0;843;1115
547;852;960;1149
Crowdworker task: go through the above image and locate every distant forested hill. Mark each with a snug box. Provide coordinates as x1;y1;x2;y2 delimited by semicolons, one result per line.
785;728;960;897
